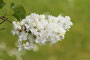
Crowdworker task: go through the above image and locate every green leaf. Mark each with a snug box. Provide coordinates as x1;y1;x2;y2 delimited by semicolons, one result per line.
0;0;6;9
10;2;15;8
11;4;26;21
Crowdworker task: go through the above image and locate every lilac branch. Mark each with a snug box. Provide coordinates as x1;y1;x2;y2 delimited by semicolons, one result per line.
0;20;5;24
0;16;12;31
0;16;12;24
0;28;5;30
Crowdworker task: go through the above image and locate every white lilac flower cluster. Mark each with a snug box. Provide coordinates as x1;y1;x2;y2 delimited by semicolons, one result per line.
12;13;73;51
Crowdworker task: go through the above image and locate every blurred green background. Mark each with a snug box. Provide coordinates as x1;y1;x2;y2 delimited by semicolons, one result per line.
0;0;90;60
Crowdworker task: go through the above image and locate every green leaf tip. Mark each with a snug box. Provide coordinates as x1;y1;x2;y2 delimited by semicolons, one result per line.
10;2;15;8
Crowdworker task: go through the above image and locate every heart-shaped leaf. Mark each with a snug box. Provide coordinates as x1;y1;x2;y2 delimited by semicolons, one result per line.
11;3;26;21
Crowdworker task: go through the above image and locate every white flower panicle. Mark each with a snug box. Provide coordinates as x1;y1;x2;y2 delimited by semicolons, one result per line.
12;13;73;51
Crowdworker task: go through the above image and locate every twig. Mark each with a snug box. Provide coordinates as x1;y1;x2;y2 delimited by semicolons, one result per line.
0;16;12;24
0;28;5;30
0;16;12;31
0;21;5;24
6;19;12;23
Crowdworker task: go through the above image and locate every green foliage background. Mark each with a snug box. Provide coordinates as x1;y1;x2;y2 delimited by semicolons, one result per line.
0;0;90;60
